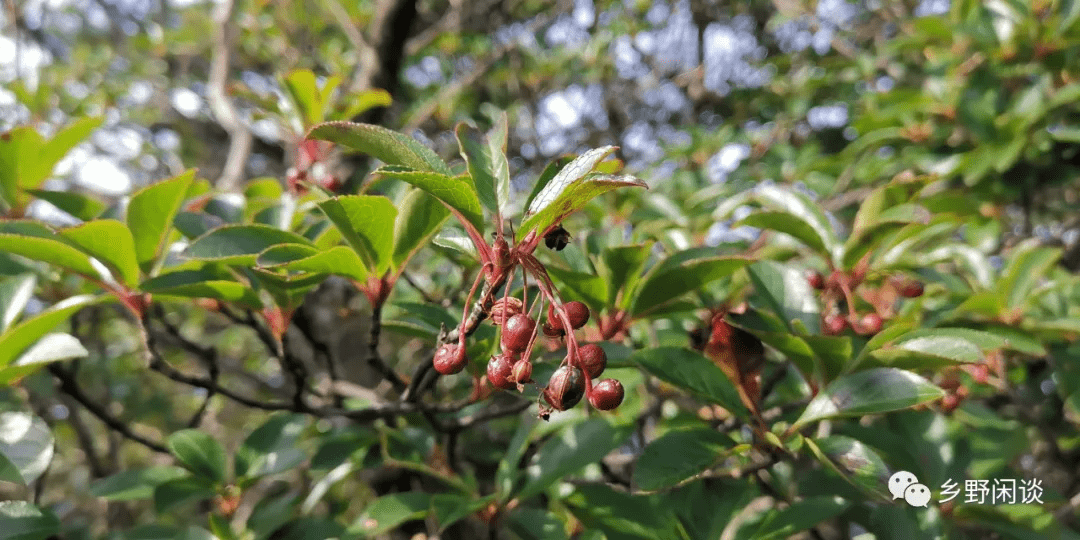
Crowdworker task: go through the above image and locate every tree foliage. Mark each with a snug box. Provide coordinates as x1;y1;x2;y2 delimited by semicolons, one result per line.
2;0;1080;539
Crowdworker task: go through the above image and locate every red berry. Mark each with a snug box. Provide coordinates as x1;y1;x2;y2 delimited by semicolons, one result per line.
577;344;607;379
589;379;624;411
857;313;883;335
807;271;825;290
823;314;847;335
487;354;515;390
433;344;468;375
941;392;961;412
970;363;989;385
548;301;590;332
512;358;533;384
490;297;524;326
501;314;535;353
542;322;564;337
900;281;924;298
542;366;585;411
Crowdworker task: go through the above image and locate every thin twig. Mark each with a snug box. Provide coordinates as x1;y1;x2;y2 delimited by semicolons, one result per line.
206;0;252;191
48;364;170;454
369;302;407;393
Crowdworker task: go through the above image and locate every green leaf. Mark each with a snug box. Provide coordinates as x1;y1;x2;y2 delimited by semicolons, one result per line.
0;333;88;384
344;88;393;119
806;436;890;498
0;412;54;485
519;169;647;242
546;265;608;314
139;269;262;309
865;330;984;370
185;225;314;265
391;188;451;270
508;507;569;540
153;477;216;514
737;211;827;254
793;368;944;428
263;518;346;540
316;195;397;275
516;418;632;502
283;69;323;128
26;189;106;221
631;347;748;420
0;233;100;279
747;260;820;334
0;451;20;485
261;245;369;282
524;156;573;212
166;429;228;483
59;220;141;287
235;414;307;479
564;484;684;540
374;167;485;235
0;274;35;333
0;501;60;540
348;492;432;536
754;185;839;264
127;170;196;271
0;295;102;369
997;244;1060;310
307;122;451;174
456;113;510;214
633;428;734;491
603;243;653;309
35;117;103;187
740;496;850;540
631;253;748;317
88;466;191;501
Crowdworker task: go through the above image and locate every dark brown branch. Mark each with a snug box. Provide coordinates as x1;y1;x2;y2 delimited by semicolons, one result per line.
48;364;170;455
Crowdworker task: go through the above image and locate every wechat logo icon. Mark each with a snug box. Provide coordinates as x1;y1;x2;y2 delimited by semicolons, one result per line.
889;471;931;507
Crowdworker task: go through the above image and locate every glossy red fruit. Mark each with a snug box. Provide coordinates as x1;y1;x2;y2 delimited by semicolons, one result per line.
823;314;847;335
577;344;607;379
807;271;826;290
900;281;925;298
487;354;515;390
542;366;585;411
501;314;535;353
548;301;590;332
433;344;468;375
512;358;533;384
589;379;624;411
858;313;883;335
490;297;524;326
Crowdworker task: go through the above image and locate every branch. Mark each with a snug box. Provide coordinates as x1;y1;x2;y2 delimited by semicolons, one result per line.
48;364;170;455
206;0;252;191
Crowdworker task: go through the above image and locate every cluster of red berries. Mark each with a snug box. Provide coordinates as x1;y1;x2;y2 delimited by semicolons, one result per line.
433;297;624;417
807;269;924;336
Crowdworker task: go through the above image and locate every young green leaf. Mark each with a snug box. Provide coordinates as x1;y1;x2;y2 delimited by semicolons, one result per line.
166;430;228;483
391;188;451;271
631;347;749;420
0;295;102;369
753;185;840;265
456;113;510;215
307;122;451;174
519;171;647;242
515;418;632;502
374;167;485;236
793;368;944;428
631;253;748;317
0;501;60;540
26;189;106;221
88;466;191;501
0;274;35;334
185;225;315;265
59;220;141;287
0;412;54;486
127;170;196;271
139;269;262;309
315;195;397;275
0;333;88;385
747;261;820;335
0;233;101;279
633;428;735;491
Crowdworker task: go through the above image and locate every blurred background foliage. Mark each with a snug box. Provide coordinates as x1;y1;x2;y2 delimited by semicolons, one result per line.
2;0;1080;538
